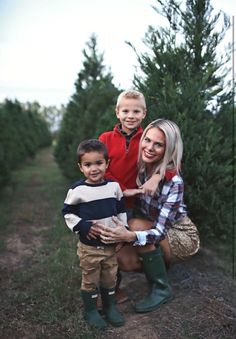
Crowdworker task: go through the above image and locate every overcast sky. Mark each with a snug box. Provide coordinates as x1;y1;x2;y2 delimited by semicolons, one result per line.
0;0;235;107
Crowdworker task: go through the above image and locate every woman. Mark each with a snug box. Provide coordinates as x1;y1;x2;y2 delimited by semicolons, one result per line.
91;119;200;313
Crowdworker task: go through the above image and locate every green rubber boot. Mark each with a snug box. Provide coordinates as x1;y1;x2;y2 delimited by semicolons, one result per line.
81;290;107;329
135;247;173;313
100;287;125;327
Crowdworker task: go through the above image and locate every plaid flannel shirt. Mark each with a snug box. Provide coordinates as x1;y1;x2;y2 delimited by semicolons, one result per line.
134;174;187;246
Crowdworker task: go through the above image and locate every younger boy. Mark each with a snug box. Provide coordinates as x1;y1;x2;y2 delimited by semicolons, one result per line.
62;139;126;329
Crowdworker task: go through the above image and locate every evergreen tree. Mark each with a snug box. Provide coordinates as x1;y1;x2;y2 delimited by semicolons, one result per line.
55;34;120;180
132;0;232;240
0;100;51;188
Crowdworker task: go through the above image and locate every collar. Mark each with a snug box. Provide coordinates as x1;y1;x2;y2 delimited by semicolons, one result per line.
117;123;138;139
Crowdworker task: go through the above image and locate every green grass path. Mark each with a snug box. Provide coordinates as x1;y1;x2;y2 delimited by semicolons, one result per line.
0;147;102;339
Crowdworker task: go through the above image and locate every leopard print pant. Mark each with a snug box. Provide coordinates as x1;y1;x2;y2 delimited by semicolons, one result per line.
167;216;200;262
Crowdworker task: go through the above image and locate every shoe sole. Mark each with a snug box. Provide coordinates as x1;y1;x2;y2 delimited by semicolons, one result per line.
108;320;125;327
135;295;173;313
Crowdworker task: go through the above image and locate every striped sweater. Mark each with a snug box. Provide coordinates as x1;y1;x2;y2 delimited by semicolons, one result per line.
62;179;127;246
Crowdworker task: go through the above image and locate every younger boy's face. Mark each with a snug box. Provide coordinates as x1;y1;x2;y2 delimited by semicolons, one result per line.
116;98;146;134
78;151;108;184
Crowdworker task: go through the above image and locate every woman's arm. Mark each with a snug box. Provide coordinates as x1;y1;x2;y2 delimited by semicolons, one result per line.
90;180;183;245
90;218;137;244
139;173;161;197
134;180;184;245
139;170;178;197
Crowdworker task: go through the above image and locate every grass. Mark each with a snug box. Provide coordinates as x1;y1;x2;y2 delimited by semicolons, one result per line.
1;147;235;339
0;147;104;339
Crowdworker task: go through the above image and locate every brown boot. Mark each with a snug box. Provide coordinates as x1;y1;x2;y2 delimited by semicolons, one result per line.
115;287;129;304
97;294;103;310
115;270;129;304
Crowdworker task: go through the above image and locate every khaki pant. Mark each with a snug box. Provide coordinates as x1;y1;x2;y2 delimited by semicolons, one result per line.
77;242;118;291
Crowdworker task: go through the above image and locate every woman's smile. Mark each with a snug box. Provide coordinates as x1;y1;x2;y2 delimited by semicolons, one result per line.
141;127;166;164
143;149;156;159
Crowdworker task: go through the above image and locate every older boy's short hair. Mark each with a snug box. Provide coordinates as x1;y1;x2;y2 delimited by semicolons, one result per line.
116;90;146;110
77;139;109;164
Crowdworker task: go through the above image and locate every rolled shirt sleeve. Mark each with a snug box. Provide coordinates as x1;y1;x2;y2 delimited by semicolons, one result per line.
133;177;185;246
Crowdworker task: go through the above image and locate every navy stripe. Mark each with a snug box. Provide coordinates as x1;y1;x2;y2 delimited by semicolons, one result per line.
78;197;125;220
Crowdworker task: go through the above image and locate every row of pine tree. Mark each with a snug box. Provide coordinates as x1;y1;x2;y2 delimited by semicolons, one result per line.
55;0;234;242
0;100;52;186
0;1;233;244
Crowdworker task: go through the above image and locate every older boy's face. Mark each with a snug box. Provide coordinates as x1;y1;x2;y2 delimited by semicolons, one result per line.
116;98;146;134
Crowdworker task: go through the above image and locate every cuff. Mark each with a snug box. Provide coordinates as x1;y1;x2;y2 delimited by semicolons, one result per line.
133;231;147;246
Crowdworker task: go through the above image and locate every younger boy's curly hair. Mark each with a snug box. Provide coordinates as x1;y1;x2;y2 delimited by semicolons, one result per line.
77;139;109;164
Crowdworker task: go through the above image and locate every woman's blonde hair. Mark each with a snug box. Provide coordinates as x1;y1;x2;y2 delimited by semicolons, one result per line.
137;119;183;185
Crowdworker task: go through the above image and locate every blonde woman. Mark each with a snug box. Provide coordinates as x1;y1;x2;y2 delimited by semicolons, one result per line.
90;119;200;313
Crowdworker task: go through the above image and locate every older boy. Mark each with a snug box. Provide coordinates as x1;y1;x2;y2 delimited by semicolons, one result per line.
99;90;147;211
99;90;161;302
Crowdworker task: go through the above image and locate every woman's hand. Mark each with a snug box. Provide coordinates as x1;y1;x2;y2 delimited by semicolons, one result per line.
139;173;161;197
95;217;137;244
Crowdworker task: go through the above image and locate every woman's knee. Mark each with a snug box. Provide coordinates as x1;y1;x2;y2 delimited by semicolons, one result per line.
128;218;153;231
116;244;141;272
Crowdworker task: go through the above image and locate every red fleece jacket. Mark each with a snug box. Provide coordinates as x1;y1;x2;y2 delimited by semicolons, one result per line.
99;124;176;208
99;124;142;191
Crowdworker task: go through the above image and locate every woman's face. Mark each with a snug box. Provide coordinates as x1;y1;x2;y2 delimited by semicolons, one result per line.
141;127;166;165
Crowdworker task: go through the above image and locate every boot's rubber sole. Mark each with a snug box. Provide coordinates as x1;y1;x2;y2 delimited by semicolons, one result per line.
135;295;173;313
107;319;125;327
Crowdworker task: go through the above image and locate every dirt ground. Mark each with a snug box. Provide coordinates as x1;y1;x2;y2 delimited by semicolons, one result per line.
0;148;235;339
107;250;236;339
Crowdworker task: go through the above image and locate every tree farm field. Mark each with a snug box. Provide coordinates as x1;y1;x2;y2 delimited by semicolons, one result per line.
0;147;235;339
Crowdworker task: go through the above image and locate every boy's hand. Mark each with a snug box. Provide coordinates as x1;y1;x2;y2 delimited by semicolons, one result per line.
140;173;161;197
123;188;144;197
86;221;102;240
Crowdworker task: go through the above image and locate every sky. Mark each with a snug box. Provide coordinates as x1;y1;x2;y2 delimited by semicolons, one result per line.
0;0;235;107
